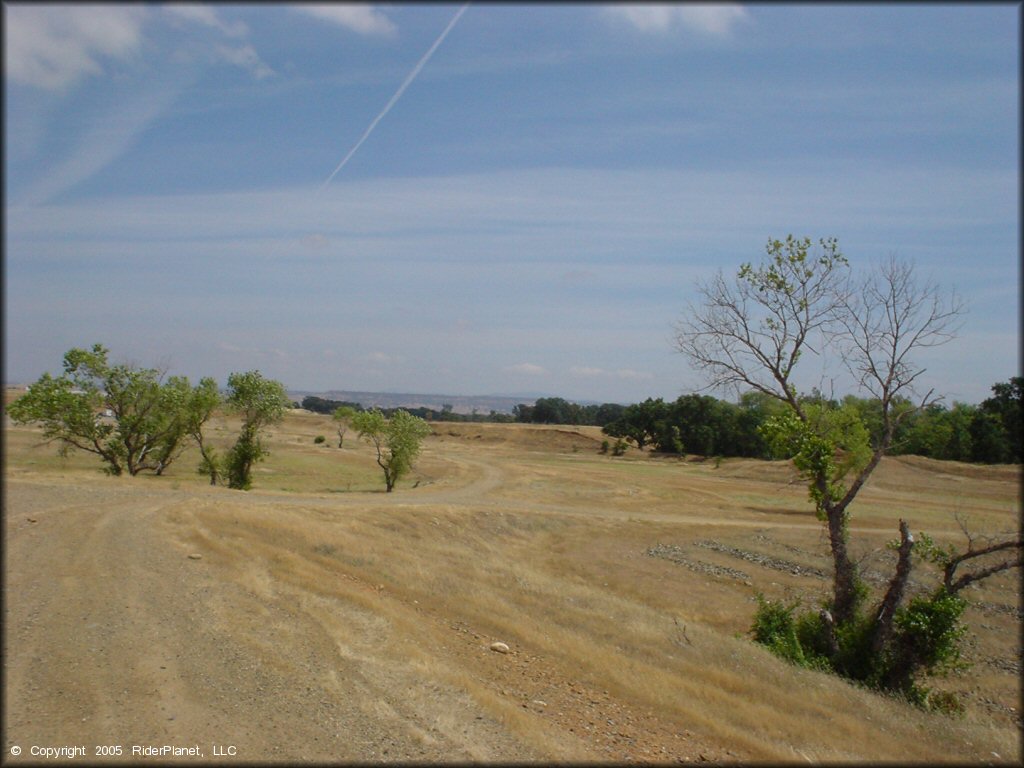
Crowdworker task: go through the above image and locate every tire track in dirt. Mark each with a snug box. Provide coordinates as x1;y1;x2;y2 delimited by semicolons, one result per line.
3;480;542;762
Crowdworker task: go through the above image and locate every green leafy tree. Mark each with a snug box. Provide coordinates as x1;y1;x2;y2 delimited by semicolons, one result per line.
603;398;668;450
7;344;208;476
352;408;431;492
186;377;223;484
224;370;289;490
332;405;357;448
981;377;1022;462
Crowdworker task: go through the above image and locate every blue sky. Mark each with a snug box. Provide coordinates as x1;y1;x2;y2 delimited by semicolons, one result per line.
4;3;1019;405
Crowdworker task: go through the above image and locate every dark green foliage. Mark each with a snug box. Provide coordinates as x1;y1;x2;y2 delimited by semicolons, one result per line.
750;596;830;671
886;380;1021;464
314;435;326;444
750;596;805;663
884;590;968;692
751;588;969;711
980;377;1022;462
301;396;361;415
226;427;264;491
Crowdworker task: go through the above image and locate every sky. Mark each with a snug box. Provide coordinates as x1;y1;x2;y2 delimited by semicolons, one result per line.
4;3;1020;405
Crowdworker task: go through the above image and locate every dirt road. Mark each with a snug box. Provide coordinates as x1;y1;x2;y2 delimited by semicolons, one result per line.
4;477;545;763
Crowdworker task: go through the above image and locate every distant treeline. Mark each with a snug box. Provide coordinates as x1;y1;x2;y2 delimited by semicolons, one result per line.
299;395;517;423
301;378;1021;464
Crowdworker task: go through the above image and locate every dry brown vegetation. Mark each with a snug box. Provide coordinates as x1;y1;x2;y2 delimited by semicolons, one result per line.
4;395;1021;763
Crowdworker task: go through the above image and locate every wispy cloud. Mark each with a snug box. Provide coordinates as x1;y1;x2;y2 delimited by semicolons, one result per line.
603;4;750;37
367;352;401;364
505;363;548;376
215;43;274;80
294;5;396;37
163;4;249;38
4;5;145;90
6;5;274;205
16;80;190;207
571;366;654;381
161;6;273;79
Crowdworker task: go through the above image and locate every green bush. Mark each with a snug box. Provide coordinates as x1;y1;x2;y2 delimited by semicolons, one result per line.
751;595;810;666
314;435;326;444
750;588;970;710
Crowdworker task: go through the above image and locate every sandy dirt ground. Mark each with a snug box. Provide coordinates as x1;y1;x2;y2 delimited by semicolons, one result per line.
4;476;552;763
3;416;1021;764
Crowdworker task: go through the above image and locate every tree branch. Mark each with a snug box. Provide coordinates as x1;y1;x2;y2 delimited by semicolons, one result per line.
944;539;1023;594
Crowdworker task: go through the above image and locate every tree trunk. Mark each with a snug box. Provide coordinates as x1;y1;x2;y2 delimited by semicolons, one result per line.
825;503;860;624
871;519;914;656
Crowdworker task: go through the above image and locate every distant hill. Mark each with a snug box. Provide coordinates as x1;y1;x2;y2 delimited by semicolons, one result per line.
288;390;541;416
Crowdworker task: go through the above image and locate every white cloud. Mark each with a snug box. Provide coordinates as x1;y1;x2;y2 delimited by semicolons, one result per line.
505;363;547;376
215;43;274;79
163;6;272;79
163;5;249;38
4;5;145;90
603;4;750;37
294;5;396;37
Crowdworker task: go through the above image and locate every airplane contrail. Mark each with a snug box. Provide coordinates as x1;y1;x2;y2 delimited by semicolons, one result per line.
319;3;470;192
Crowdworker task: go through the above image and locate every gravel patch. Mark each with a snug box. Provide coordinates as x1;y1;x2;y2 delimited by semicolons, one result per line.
694;540;828;578
645;544;751;581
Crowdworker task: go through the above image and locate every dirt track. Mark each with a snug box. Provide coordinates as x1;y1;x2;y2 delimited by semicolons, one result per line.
5;476;551;763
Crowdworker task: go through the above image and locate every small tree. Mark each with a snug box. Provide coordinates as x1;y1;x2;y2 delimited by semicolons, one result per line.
352;408;431;492
7;344;208;476
333;405;357;448
224;370;289;490
187;377;223;485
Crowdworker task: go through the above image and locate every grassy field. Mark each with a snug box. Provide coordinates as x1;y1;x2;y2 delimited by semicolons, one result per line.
4;395;1021;762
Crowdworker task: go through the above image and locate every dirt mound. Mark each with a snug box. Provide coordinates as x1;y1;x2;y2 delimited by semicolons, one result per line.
430;422;605;453
888;454;1021;482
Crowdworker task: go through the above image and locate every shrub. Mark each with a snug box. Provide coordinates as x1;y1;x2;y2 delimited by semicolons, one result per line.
600;439;610;454
751;587;971;710
926;689;965;717
751;595;810;666
314;435;326;444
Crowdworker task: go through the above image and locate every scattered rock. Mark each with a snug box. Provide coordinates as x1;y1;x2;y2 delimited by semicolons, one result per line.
646;544;749;580
187;553;203;560
27;517;38;523
695;540;828;578
489;641;510;654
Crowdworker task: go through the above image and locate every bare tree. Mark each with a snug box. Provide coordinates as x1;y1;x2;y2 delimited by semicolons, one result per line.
675;235;847;414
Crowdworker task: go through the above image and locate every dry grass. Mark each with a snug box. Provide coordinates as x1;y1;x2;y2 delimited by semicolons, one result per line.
4;400;1021;762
